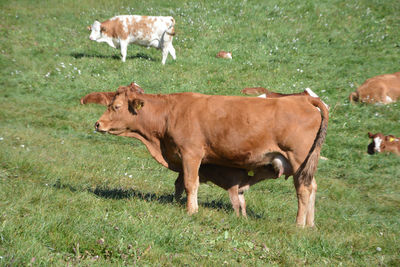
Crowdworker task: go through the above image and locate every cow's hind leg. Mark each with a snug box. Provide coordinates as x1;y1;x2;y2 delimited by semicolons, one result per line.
294;178;313;227
120;40;128;62
227;185;240;217
174;172;184;201
168;44;176;60
161;47;169;65
238;192;247;217
305;177;317;227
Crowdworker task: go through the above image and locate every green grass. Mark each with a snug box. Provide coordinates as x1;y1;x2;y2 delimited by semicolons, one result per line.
1;0;400;265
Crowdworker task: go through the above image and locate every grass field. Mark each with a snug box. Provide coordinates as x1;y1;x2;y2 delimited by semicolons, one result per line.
1;0;400;265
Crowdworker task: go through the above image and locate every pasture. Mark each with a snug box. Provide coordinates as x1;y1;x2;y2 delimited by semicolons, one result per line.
0;0;399;265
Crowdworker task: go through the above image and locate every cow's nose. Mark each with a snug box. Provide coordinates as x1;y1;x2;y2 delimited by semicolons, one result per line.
94;121;100;131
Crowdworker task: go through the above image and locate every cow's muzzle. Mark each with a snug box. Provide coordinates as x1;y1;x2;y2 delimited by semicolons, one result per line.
367;142;376;155
94;121;105;133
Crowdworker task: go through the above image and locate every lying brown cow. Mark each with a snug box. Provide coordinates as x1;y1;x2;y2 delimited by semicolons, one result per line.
368;132;400;155
242;87;309;97
349;71;400;104
87;86;328;226
80;82;144;105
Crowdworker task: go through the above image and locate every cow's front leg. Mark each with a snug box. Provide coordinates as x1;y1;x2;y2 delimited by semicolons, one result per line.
182;153;202;215
120;40;128;62
174;172;184;201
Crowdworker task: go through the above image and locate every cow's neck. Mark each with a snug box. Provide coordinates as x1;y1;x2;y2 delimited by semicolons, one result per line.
124;94;172;169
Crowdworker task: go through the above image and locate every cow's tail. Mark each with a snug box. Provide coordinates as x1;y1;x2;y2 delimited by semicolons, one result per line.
294;97;329;186
349;91;358;103
166;17;176;36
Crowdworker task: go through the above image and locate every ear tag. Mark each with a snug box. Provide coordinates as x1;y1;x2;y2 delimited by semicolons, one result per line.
389;137;395;142
248;170;254;177
136;104;142;110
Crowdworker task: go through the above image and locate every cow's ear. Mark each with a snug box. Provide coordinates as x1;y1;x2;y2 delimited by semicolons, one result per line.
87;25;92;31
368;132;374;138
80;92;116;106
100;25;106;32
128;82;145;94
128;99;144;114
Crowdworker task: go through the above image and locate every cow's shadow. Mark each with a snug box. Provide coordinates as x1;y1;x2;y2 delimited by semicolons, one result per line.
70;52;155;61
90;186;262;219
52;180;261;218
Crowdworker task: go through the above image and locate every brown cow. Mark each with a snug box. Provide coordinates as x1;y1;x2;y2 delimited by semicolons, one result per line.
368;132;400;155
80;82;144;105
90;86;328;226
349;72;400;104
81;85;279;217
241;87;330;110
242;87;310;97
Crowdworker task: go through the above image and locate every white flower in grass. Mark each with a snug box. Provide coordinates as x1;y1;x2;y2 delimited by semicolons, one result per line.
376;247;382;252
0;137;3;141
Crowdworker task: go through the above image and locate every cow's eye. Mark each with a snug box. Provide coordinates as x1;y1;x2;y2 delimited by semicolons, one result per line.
114;105;121;110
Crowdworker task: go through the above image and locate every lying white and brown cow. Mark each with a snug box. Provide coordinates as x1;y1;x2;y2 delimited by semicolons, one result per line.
86;86;328;226
349;71;400;104
88;15;176;64
368;132;400;155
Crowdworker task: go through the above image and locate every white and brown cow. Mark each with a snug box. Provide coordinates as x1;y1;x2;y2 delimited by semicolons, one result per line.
88;15;176;64
88;86;328;226
368;132;400;155
349;71;400;104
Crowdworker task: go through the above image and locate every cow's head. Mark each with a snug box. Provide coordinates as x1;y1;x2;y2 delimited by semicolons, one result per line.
368;132;400;155
95;86;144;136
88;20;105;41
367;132;385;154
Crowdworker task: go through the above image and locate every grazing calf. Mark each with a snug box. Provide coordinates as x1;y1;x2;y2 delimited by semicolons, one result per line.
216;51;232;59
349;72;400;104
88;15;176;64
90;86;328;226
368;132;400;155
